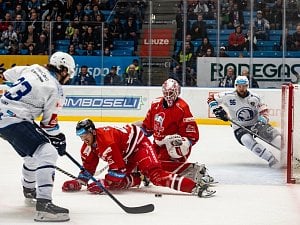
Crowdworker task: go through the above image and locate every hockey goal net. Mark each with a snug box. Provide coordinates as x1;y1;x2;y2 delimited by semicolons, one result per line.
281;83;300;184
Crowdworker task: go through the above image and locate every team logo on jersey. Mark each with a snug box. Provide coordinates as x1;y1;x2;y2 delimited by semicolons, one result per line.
154;112;165;135
236;107;254;121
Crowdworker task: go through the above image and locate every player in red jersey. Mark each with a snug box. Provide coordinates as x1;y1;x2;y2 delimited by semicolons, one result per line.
61;119;216;197
136;78;215;184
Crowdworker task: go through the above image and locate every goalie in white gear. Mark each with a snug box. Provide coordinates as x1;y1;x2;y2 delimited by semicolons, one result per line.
207;76;281;168
135;78;215;185
0;52;75;222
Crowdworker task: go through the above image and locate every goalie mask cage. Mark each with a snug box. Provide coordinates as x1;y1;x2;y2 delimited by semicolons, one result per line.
281;83;300;184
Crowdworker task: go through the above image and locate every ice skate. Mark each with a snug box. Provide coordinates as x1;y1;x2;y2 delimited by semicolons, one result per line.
34;199;70;222
23;186;37;206
193;163;217;185
193;182;216;198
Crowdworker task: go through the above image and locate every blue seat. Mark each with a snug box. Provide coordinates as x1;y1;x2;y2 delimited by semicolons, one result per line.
113;40;134;48
0;49;8;55
56;39;70;46
253;51;282;58
111;49;132;56
20;49;29;55
256;41;277;51
286;51;300;58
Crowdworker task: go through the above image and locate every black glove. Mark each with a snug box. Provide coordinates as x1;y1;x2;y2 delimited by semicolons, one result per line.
48;133;66;156
213;106;228;121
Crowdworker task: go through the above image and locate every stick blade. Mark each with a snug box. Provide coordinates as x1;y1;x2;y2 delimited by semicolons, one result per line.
123;204;154;214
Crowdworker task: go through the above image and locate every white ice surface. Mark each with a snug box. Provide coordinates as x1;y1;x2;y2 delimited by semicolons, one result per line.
0;122;299;225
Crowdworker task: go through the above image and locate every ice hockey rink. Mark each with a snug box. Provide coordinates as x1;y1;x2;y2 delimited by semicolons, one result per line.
0;122;299;225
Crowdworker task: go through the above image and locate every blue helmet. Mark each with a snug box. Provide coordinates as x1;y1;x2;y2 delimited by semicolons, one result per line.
76;118;95;136
235;76;249;86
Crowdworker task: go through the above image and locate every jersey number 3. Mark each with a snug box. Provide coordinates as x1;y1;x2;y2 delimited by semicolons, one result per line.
4;77;32;101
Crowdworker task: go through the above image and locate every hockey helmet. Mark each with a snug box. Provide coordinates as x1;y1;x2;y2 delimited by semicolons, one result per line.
76;118;96;136
49;51;75;77
162;78;181;107
235;76;249;86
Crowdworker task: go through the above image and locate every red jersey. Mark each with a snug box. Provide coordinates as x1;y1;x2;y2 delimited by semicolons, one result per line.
142;97;199;144
80;124;145;175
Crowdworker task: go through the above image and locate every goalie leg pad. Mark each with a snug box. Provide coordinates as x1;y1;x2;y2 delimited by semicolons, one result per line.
256;124;281;143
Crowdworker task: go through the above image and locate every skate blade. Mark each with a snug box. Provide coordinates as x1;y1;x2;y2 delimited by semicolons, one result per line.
201;190;216;198
34;211;70;222
24;198;36;207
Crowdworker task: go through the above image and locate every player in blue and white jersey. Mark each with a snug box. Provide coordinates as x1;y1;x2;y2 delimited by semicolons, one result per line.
0;52;75;222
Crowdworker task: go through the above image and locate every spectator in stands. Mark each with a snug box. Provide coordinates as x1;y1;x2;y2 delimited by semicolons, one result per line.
175;10;191;40
102;26;114;50
65;22;75;40
82;26;96;49
0;24;18;50
67;44;80;56
71;65;96;85
104;66;122;85
13;14;26;45
292;24;300;51
71;2;85;21
253;10;270;40
11;3;27;21
109;15;124;40
26;10;42;35
123;16;138;52
263;5;282;30
241;69;259;88
228;3;244;29
90;4;105;21
33;33;48;55
195;37;214;57
220;6;230;29
52;15;66;41
202;47;214;57
82;42;97;56
125;59;143;82
219;66;236;87
190;14;207;40
0;12;12;33
41;2;62;21
103;47;112;56
70;28;83;50
219;46;229;57
27;0;41;14
123;64;143;86
21;25;39;50
193;0;209;19
228;25;246;51
280;28;295;51
26;43;35;55
244;28;258;51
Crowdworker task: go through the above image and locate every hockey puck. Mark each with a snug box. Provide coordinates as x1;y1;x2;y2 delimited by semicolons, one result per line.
155;193;162;197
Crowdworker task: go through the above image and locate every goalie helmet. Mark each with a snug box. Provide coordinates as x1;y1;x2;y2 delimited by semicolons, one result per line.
235;76;249;86
162;78;181;107
49;51;75;77
76;118;96;136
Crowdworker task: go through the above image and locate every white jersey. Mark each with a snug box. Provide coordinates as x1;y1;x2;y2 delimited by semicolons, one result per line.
0;64;64;135
211;90;267;130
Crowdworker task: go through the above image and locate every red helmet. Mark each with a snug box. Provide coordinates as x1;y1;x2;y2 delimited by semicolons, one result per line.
162;78;181;107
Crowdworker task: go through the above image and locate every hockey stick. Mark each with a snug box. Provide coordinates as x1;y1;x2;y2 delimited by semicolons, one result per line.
228;119;300;163
64;151;155;214
55;165;108;185
229;118;281;150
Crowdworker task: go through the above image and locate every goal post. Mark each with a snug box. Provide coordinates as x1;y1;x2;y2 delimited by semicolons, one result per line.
281;83;300;184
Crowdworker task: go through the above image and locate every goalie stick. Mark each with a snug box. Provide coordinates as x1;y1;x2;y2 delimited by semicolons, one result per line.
229;119;300;163
64;151;155;214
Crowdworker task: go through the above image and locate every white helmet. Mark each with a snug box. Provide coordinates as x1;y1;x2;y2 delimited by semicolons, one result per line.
49;52;75;77
162;78;181;107
235;76;249;86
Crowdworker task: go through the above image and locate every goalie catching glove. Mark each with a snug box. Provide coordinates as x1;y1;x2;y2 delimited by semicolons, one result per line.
213;106;228;121
48;133;66;156
159;134;191;159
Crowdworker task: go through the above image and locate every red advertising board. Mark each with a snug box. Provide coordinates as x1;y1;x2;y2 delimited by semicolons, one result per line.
139;29;173;57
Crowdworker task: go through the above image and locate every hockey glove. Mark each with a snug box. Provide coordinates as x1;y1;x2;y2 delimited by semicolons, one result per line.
87;179;105;194
213;106;228;121
48;133;66;156
62;179;82;192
